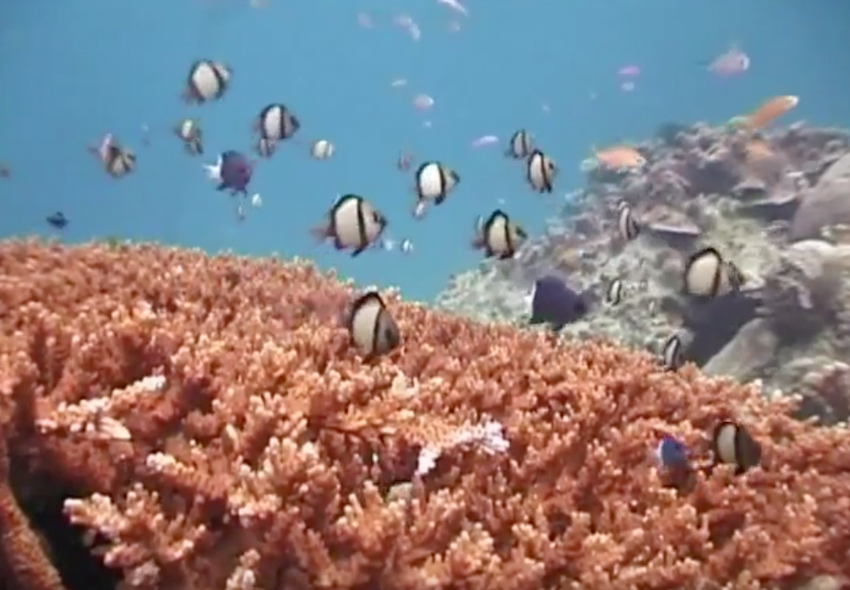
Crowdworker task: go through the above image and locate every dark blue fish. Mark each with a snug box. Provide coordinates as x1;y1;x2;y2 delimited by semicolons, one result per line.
204;150;253;196
527;274;588;331
46;211;68;229
655;435;689;470
654;434;695;492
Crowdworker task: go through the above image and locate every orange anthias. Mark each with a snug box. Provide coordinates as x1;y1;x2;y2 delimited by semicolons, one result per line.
744;95;799;130
594;145;647;169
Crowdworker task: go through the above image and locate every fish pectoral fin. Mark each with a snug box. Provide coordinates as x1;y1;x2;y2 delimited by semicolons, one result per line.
350;246;367;257
549;322;566;332
527;314;543;325
434;194;447;205
216;183;227;191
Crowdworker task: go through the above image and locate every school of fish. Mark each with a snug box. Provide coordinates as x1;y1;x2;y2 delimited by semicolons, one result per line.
3;5;808;485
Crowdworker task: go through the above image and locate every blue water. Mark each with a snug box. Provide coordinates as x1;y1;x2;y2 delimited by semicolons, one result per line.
1;0;849;302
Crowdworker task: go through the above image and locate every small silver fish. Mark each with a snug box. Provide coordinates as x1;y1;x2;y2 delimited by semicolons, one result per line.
505;129;534;159
88;134;136;178
605;278;623;305
618;205;640;241
662;333;684;371
174;118;203;155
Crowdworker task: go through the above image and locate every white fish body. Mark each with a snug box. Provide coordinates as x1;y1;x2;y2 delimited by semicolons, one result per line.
185;60;231;103
527;150;557;193
506;130;533;159
485;214;512;257
605;279;623;305
258;104;299;141
477;210;525;259
662;333;683;371
415;161;459;204
347;292;400;358
311;139;335;160
618;206;640;241
175;119;203;155
325;195;386;256
177;119;196;140
106;149;136;178
682;247;739;298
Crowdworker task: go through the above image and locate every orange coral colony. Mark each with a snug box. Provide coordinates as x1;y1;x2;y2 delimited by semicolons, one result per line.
1;239;850;590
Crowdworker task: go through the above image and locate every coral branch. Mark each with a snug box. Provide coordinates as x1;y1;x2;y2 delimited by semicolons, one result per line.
1;239;850;590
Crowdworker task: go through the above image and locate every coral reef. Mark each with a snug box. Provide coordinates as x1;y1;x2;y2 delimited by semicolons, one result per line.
435;122;850;424
3;240;850;590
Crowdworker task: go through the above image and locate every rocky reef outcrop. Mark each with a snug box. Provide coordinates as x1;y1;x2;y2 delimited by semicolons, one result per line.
435;121;850;424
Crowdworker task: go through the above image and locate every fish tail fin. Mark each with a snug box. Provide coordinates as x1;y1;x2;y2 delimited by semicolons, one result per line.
309;225;329;244
203;163;221;181
527;315;543;326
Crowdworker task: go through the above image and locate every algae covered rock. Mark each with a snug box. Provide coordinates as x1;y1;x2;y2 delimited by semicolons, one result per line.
702;318;779;383
761;240;845;339
790;153;850;241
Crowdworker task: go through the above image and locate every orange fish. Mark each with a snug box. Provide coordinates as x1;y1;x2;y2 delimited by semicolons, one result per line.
593;145;646;170
744;95;799;130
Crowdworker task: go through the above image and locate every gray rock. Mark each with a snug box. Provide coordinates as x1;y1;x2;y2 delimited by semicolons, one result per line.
790;153;850;241
702;318;779;382
761;240;845;339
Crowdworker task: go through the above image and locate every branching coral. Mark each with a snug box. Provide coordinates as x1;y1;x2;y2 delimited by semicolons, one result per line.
2;239;850;590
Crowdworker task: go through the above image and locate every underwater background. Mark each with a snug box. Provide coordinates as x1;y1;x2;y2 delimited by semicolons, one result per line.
1;0;850;302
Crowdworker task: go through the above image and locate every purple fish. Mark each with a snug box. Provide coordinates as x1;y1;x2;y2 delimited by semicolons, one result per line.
527;274;588;332
708;45;750;77
204;150;253;195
